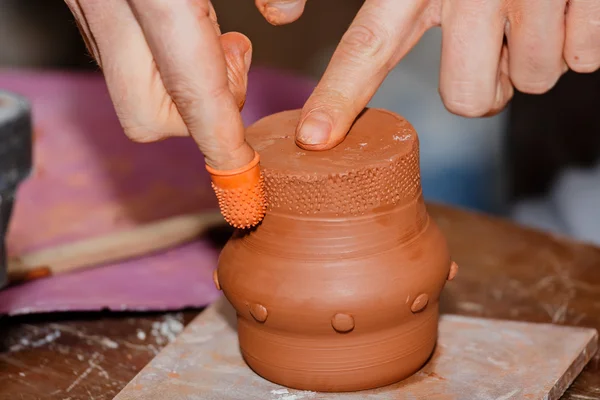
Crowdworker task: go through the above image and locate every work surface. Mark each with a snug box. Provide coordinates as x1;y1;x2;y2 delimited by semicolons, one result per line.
2;203;600;399
114;297;598;400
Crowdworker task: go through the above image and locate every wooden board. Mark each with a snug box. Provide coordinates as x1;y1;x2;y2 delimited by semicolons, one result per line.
4;203;600;399
114;296;598;400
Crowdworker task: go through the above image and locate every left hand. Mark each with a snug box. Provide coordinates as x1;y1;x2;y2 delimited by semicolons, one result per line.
66;0;256;171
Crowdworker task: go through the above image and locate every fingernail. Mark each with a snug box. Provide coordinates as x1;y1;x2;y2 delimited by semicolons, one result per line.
297;112;332;145
266;0;302;11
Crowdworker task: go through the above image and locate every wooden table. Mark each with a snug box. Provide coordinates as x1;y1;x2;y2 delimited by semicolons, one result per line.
1;204;599;399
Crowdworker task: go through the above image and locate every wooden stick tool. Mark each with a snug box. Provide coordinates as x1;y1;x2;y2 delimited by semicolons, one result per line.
7;210;225;283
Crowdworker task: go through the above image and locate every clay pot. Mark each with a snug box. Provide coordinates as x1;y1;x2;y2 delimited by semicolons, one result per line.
215;109;455;392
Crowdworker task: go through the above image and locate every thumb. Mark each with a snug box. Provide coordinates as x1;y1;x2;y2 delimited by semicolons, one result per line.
220;32;252;111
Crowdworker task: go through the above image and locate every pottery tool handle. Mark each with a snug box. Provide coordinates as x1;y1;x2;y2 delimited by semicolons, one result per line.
7;210;224;283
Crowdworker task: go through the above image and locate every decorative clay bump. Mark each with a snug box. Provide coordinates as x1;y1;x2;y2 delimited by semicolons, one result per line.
216;108;453;392
249;303;268;323
448;261;459;281
212;270;221;291
411;294;429;313
331;313;355;333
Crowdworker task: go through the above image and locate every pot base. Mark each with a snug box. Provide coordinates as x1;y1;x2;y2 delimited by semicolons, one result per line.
237;307;439;392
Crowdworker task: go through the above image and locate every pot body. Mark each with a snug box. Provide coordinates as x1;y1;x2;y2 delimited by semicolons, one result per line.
216;194;451;392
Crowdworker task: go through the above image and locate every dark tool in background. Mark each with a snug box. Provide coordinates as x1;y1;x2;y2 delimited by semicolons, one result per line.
0;91;229;287
0;91;33;288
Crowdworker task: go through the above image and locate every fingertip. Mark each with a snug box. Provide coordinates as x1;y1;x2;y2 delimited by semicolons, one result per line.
295;111;333;148
511;73;561;95
220;32;252;74
220;32;252;110
256;0;306;25
295;110;352;151
440;88;495;118
220;32;251;58
295;140;339;151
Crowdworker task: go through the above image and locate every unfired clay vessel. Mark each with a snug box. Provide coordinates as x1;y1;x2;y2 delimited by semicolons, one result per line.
214;108;456;392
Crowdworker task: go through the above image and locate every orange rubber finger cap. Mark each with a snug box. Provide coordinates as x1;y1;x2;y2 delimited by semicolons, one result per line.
206;152;267;229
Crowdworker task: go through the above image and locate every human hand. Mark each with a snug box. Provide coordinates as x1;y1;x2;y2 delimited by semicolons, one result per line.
65;0;255;170
256;0;600;150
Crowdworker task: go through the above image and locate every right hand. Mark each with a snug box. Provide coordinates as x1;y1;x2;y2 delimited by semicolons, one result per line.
255;0;600;151
65;0;255;171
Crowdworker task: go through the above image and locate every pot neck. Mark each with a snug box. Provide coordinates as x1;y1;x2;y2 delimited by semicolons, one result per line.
233;193;429;259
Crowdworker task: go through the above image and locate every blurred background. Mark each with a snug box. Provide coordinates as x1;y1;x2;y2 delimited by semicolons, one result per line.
2;0;600;244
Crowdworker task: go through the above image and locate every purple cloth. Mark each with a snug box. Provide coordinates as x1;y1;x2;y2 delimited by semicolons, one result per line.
0;67;315;315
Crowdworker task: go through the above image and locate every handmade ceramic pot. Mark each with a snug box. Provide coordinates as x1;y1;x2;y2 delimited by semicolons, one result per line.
214;108;456;392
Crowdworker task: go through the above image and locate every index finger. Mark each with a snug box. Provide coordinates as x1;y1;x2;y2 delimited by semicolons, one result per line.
295;0;436;150
128;0;254;170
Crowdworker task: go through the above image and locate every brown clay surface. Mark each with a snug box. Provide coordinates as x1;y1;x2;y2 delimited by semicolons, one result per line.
217;109;452;391
249;109;417;173
3;203;600;398
247;109;421;217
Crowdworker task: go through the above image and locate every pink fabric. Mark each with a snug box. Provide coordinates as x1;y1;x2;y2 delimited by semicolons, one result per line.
0;67;315;315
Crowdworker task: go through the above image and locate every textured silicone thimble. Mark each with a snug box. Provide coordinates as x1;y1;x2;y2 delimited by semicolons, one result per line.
206;151;267;229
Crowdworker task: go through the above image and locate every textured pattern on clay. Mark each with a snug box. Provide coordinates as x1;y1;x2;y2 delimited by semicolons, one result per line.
211;174;267;229
263;141;421;216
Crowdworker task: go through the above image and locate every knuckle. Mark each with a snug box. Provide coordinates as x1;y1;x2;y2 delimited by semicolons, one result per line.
118;112;177;143
304;86;353;117
144;0;174;17
339;23;388;61
165;81;214;117
311;85;352;107
423;1;442;27
168;85;201;112
122;125;165;143
142;0;211;20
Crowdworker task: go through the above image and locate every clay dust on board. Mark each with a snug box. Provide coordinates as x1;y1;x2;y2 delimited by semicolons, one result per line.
149;313;184;345
9;330;61;352
270;388;317;400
